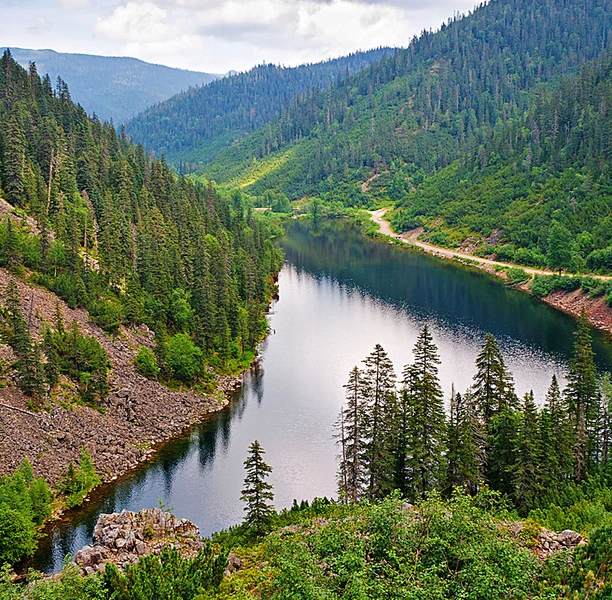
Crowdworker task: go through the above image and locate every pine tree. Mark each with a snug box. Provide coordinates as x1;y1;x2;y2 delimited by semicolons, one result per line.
401;325;446;500
473;333;517;425
361;344;397;499
488;405;519;496
513;391;541;511
539;375;574;489
335;366;366;503
445;388;482;495
566;312;598;481
241;440;274;536
597;374;612;468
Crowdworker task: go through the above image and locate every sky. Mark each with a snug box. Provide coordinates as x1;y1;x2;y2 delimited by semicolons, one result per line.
0;0;479;74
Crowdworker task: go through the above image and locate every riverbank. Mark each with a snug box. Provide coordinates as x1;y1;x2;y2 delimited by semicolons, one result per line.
369;209;612;336
0;268;253;501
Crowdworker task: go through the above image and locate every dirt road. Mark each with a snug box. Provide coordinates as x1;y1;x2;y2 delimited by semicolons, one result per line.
369;208;612;281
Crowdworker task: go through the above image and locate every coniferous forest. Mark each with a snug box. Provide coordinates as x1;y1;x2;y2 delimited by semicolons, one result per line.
0;50;282;392
4;0;612;596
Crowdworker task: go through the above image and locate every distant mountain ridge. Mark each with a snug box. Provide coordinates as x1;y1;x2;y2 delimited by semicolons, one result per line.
125;48;394;169
4;48;220;124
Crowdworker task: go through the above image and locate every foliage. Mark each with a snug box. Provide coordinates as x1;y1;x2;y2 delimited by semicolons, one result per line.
0;51;282;386
126;49;392;169
58;447;101;508
0;460;52;565
133;346;160;379
102;544;227;600
241;440;274;536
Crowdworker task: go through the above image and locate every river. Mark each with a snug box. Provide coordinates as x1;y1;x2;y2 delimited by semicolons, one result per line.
32;218;612;573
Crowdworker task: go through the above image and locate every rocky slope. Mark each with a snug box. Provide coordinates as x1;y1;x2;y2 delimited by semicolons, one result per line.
0;269;241;486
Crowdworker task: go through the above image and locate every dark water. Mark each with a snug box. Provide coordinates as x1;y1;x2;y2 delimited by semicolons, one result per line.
32;219;612;573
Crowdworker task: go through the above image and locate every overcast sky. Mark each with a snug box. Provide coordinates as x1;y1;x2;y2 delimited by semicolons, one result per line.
1;0;479;74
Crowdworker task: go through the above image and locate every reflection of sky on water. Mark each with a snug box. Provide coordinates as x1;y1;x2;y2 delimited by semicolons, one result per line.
33;219;612;573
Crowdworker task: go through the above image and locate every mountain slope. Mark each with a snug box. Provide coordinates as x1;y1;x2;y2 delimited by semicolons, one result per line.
125;48;393;168
389;54;612;273
4;48;219;124
201;0;612;203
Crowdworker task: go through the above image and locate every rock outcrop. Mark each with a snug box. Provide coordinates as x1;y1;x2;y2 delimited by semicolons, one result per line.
75;508;204;574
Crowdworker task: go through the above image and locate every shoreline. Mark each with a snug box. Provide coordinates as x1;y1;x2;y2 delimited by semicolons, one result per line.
368;209;612;337
0;268;276;534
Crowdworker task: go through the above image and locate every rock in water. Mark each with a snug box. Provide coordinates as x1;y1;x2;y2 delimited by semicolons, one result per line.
75;508;203;574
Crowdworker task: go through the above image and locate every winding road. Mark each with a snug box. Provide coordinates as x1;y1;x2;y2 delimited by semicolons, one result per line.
369;208;612;281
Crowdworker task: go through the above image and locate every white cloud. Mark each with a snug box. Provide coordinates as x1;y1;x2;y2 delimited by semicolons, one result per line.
95;2;170;43
58;0;91;9
28;15;52;34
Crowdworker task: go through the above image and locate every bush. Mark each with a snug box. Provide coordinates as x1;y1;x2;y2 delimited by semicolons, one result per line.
165;334;204;383
530;275;556;297
134;347;160;379
59;447;101;508
506;267;529;285
0;505;37;565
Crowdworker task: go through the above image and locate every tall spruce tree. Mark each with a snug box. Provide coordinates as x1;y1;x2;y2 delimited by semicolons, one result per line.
445;388;482;495
241;440;274;536
335;366;366;503
401;325;446;500
513;391;541;511
539;375;574;490
361;344;397;499
566;312;598;481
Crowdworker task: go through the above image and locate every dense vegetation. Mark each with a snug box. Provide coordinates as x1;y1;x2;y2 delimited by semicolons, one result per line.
335;319;612;530
0;460;52;567
126;48;392;170
5;48;218;124
1;492;612;598
200;0;612;200
391;54;612;273
0;50;282;397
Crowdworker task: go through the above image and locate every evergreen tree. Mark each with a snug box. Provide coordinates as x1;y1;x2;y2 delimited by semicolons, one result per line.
513;391;541;511
335;366;366;503
361;344;397;499
472;334;517;425
445;388;482;495
546;221;573;273
401;325;446;500
566;312;598;481
539;375;574;489
241;440;274;536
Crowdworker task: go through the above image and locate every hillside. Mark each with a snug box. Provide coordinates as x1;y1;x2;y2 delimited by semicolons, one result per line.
3;493;612;598
200;0;612;205
125;48;393;169
0;47;282;500
390;54;612;274
4;48;219;124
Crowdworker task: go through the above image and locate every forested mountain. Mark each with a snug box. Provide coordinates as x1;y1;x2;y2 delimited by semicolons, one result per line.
0;50;281;398
201;0;612;206
4;48;219;124
125;48;393;169
390;53;612;273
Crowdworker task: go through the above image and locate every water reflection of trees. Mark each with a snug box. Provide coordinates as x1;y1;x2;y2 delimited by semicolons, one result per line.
196;364;264;470
281;220;612;370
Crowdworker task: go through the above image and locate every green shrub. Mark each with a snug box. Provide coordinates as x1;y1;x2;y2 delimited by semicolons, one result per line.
133;347;160;379
506;267;529;285
59;447;101;508
530;275;556;297
165;333;204;383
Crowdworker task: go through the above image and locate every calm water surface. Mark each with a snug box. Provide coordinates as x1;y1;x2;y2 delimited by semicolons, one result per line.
33;219;612;572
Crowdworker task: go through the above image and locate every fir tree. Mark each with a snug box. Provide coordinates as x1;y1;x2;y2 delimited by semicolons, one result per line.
566;312;598;481
445;388;482;495
361;344;397;499
335;366;366;503
402;325;446;500
241;440;274;536
513;391;541;511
